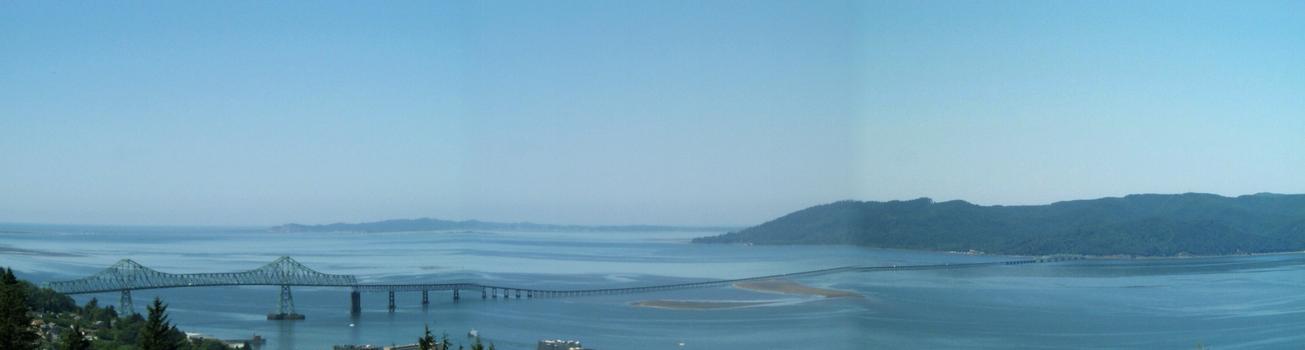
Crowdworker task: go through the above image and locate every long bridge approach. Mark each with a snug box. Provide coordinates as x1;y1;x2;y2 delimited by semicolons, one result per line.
45;255;1081;318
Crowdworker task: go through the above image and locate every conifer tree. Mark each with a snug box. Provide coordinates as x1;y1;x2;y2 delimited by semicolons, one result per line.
60;324;92;350
418;324;436;350
139;297;184;350
0;267;39;350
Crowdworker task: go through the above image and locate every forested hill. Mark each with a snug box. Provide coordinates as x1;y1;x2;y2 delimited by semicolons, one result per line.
692;193;1305;256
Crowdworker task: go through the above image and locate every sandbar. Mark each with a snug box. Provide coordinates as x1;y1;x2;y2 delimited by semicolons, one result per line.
733;280;862;298
0;245;82;257
632;300;775;310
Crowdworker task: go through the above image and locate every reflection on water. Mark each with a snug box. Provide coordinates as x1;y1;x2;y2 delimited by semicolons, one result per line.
276;319;294;350
3;225;1305;349
351;312;362;346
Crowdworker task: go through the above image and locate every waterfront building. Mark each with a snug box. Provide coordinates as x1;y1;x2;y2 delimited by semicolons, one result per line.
538;339;586;350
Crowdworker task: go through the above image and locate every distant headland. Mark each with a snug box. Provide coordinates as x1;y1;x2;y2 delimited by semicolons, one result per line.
271;217;737;233
693;193;1305;257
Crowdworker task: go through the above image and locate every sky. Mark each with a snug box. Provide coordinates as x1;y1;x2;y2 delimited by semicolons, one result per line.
1;1;1303;227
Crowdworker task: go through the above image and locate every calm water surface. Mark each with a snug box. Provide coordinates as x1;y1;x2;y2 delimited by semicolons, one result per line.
2;224;1304;349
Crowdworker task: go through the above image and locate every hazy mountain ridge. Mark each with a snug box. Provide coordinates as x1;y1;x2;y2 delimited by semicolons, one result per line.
693;193;1305;256
271;217;736;233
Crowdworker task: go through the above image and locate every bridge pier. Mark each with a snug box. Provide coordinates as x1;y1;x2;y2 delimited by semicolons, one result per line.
119;289;134;315
268;285;304;320
388;290;396;312
481;287;486;299
453;288;460;301
492;288;498;299
515;289;521;299
350;290;361;315
527;290;533;298
421;290;429;305
280;285;295;314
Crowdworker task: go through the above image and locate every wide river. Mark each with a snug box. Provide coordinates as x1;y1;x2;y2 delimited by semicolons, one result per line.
2;224;1304;349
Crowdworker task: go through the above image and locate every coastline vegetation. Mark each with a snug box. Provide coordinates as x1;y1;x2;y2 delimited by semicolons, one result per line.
0;265;509;350
0;267;229;350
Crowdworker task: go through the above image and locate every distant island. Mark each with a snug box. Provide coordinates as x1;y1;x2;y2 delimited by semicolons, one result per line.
271;217;736;233
693;193;1305;257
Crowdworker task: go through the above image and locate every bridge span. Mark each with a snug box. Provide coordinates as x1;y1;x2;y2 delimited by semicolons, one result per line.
45;255;1081;318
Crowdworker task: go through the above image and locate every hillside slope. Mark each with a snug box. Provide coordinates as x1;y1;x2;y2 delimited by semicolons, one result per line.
692;193;1305;256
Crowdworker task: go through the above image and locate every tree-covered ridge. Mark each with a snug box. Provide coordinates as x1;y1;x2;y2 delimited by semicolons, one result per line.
692;193;1305;256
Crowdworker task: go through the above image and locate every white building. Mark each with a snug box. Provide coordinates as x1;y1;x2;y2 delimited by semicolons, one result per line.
538;339;586;350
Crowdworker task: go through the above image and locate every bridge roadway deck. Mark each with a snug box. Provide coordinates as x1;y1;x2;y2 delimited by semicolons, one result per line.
49;256;1081;297
351;256;1080;297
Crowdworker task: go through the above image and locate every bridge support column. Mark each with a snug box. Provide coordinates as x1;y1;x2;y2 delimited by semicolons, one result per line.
453;288;460;301
527;290;533;298
421;290;429;305
481;287;486;299
388;290;396;312
280;285;295;314
492;288;498;299
515;289;521;299
268;285;303;320
120;289;134;315
350;290;361;315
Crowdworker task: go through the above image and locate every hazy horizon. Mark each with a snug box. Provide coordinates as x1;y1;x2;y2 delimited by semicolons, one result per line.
3;191;1300;229
3;1;1303;227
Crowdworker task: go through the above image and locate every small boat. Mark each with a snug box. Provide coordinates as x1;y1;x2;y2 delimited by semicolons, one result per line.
467;329;478;338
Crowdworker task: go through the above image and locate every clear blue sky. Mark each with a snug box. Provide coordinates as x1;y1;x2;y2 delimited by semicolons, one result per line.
2;1;1302;226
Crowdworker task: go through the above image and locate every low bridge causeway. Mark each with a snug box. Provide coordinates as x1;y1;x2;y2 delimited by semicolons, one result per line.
45;256;1081;318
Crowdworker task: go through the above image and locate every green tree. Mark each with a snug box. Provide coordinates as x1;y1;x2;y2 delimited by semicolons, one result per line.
138;298;184;350
20;281;76;313
488;342;495;350
104;305;118;322
83;298;99;317
440;332;452;350
471;336;484;350
0;267;40;350
113;313;146;345
61;323;92;350
189;338;230;350
418;324;436;350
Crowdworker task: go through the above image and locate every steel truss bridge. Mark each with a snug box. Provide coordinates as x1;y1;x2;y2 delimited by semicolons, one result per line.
45;255;1081;317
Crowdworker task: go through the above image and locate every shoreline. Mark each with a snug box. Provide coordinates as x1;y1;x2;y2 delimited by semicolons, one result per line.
688;241;1305;260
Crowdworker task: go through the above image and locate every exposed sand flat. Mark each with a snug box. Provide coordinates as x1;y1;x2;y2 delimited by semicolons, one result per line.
733;280;862;298
632;300;775;310
0;245;82;257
